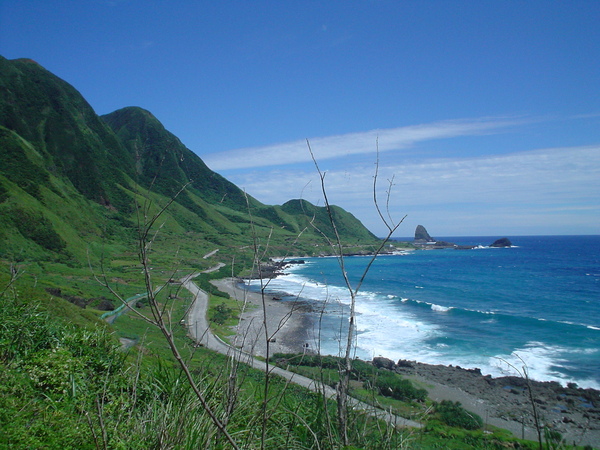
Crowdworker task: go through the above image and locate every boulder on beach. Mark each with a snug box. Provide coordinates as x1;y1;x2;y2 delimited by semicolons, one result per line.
372;356;395;370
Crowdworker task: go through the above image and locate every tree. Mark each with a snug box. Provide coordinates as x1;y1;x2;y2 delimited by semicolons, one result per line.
307;139;405;445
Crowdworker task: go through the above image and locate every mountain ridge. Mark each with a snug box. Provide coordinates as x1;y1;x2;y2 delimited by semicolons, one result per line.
0;56;378;265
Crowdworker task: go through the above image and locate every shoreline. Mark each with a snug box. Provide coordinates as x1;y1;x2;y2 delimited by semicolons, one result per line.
211;278;318;357
213;276;600;447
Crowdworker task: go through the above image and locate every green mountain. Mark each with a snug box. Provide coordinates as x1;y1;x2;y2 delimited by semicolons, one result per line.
0;56;548;450
0;56;378;266
101;106;254;211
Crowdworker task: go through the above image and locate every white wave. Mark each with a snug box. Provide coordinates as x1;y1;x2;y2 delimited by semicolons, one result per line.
557;320;600;330
485;342;600;390
568;347;599;355
431;303;453;312
302;285;442;361
247;261;600;390
481;318;497;324
407;298;454;312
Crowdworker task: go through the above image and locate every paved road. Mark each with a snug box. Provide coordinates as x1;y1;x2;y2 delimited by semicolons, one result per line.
182;272;421;430
102;291;155;324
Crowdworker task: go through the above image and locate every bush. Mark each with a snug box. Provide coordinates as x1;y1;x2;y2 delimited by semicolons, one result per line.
0;291;60;363
351;358;377;380
434;400;483;430
271;353;342;371
24;347;84;396
210;302;234;325
374;372;427;402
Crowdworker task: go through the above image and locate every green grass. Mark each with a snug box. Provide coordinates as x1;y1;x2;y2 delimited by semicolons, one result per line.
270;354;429;421
3;56;561;448
2;259;587;449
351;387;424;421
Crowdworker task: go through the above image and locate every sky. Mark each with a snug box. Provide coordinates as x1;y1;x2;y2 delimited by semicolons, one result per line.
1;1;599;237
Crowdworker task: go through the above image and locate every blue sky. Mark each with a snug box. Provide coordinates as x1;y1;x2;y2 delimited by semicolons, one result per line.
1;1;599;236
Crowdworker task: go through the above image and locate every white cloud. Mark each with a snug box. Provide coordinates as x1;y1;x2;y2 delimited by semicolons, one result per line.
203;116;524;170
222;145;600;236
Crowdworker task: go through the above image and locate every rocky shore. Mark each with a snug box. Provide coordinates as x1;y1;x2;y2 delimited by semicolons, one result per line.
213;277;599;447
376;357;600;447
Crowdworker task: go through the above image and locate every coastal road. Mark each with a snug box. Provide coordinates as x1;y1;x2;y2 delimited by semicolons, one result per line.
182;271;422;430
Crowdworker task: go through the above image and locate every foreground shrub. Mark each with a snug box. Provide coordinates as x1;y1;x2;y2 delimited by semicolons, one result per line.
373;372;428;402
0;289;60;363
434;400;483;430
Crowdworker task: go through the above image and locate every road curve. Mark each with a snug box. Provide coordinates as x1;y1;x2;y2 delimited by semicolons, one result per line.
182;272;421;430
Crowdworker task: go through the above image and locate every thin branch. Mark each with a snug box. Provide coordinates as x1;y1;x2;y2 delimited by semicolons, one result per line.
306;138;406;445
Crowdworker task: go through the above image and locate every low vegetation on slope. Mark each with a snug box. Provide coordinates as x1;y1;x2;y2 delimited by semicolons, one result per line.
0;56;381;267
0;56;582;449
1;264;564;449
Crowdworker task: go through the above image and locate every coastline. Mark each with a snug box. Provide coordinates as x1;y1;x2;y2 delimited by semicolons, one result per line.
211;278;317;357
212;276;600;447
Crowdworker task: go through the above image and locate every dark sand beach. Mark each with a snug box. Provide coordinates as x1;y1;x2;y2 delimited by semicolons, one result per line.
211;278;317;357
212;277;600;447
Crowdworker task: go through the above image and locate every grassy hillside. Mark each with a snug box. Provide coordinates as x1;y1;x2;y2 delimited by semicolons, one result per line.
0;56;380;268
0;55;568;450
101;106;257;212
0;266;550;449
0;57;133;208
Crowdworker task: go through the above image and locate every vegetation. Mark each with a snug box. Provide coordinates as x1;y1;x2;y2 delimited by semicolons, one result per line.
0;56;382;268
4;264;559;449
0;55;586;448
373;372;428;403
432;400;483;430
270;353;428;405
0;269;409;449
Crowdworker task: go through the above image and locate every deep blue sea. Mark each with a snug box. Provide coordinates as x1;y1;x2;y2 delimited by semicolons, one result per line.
248;236;600;388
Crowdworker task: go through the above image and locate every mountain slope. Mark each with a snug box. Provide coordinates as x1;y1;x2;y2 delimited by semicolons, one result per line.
0;56;380;265
0;57;133;209
101;106;256;212
280;199;378;242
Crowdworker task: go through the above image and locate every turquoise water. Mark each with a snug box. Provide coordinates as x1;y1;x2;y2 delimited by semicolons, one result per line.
248;236;600;388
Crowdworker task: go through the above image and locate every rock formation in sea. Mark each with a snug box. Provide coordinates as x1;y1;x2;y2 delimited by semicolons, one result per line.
414;225;435;243
413;226;514;250
414;225;456;248
490;238;512;247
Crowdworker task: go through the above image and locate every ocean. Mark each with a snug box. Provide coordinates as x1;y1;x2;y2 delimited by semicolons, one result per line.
246;235;600;389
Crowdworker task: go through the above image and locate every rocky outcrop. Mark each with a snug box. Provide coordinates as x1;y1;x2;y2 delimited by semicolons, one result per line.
414;225;457;248
251;259;305;279
491;238;512;247
391;359;600;445
413;227;514;250
372;356;396;370
414;225;434;243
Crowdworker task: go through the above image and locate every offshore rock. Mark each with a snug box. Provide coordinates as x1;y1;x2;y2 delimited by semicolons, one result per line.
491;238;512;247
414;225;434;243
414;225;457;248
